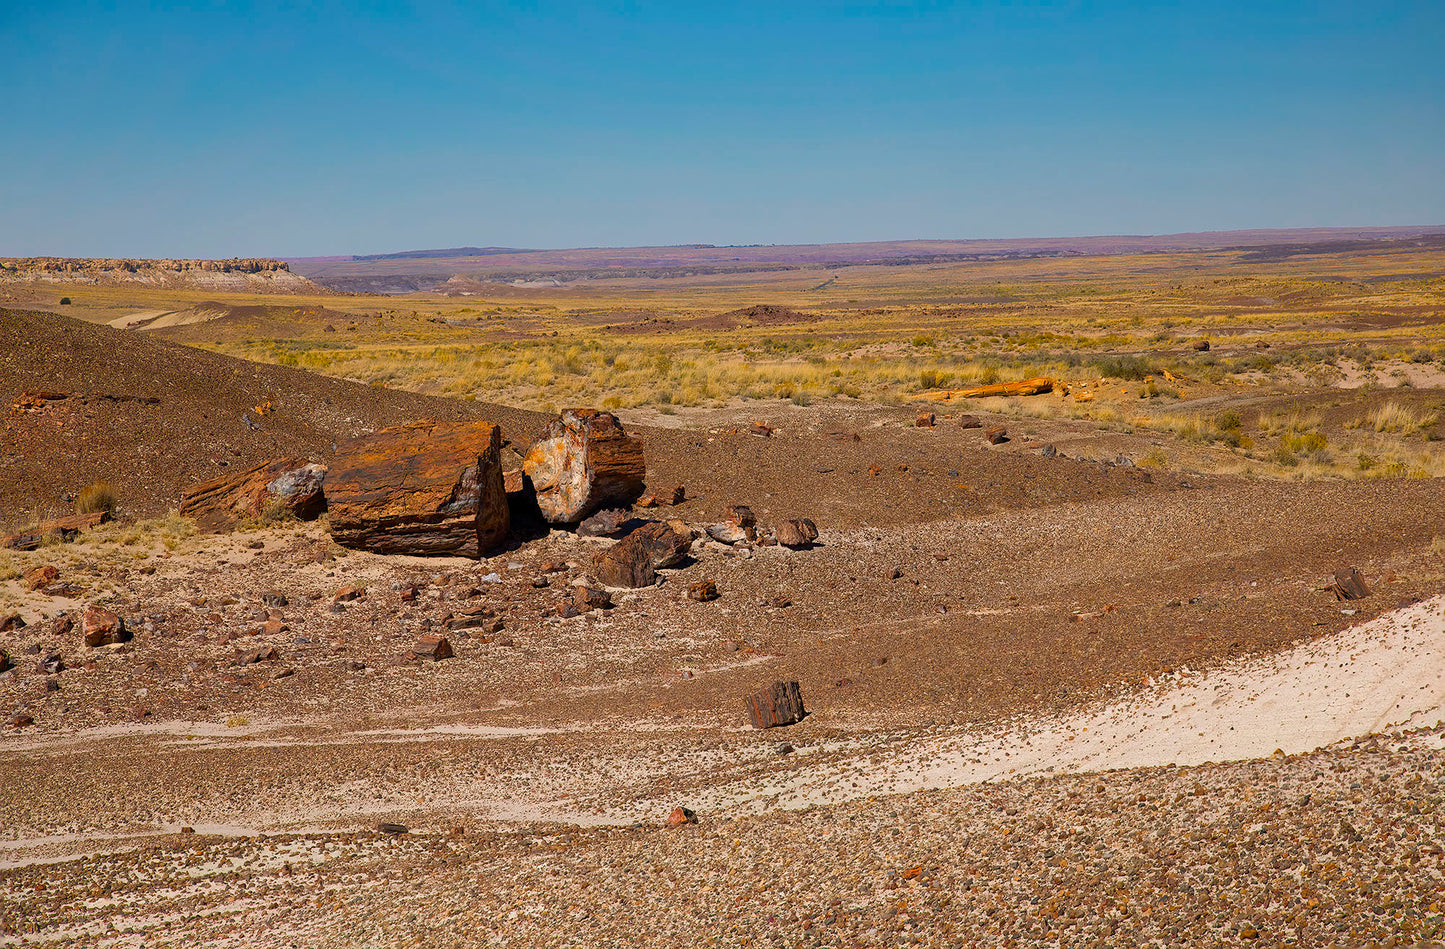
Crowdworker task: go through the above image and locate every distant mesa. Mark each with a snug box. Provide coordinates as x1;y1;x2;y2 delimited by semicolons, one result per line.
0;256;320;293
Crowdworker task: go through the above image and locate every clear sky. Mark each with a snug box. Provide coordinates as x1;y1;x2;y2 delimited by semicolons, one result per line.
3;1;1442;258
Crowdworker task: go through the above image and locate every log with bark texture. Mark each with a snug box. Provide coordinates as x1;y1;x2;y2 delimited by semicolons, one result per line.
180;457;326;532
917;377;1056;401
326;420;509;557
746;681;807;728
523;409;645;523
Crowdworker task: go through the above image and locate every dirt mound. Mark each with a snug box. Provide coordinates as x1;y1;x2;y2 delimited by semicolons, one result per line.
687;304;824;331
0;308;547;527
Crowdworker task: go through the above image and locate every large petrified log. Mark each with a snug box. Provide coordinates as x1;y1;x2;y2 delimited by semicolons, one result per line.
524;409;645;524
1;511;111;551
918;377;1056;401
326;420;509;557
180;458;326;532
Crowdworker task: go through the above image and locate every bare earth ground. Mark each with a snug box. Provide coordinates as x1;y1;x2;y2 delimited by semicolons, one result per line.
2;304;1445;946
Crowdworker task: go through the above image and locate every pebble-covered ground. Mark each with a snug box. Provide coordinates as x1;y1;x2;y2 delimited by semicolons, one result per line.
3;729;1441;947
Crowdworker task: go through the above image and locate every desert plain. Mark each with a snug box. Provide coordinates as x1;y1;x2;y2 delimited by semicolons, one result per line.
1;230;1444;946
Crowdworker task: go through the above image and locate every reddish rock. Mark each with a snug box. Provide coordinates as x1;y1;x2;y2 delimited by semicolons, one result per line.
333;586;366;603
985;425;1009;445
524;409;645;524
2;511;110;550
10;713;34;729
668;485;687;505
1192;339;1211;352
23;565;59;592
573;586;613;612
746;681;807;729
707;505;757;545
688;580;719;602
634;494;658;509
957;415;982;429
327;420;509;557
236;646;280;664
0;613;25;632
0;650;10;673
749;422;773;438
179;457;326;532
409;634;453;661
82;607;128;647
916;412;936;428
666;806;697;827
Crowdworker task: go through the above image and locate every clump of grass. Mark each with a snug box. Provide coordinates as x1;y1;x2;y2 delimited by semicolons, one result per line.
76;482;118;517
1138;447;1170;469
1356;401;1437;435
1095;355;1156;381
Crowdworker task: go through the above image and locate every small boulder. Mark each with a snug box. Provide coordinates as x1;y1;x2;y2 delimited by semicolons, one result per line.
23;565;59;592
688;580;719;602
775;519;819;549
409;635;453;661
82;607;128;647
1192;339;1211;352
573;586;613;612
1331;568;1370;601
593;520;694;588
0;613;26;633
957;415;983;429
985;425;1009;445
577;508;630;538
915;412;935;428
666;806;697;828
524;409;645;524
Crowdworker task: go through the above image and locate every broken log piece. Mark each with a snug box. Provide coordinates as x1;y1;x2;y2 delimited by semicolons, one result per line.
2;511;111;550
409;635;454;661
688;580;719;602
957;415;982;429
326;420;509;557
746;681;807;729
82;607;128;647
573;585;613;612
985;425;1009;445
577;508;631;537
523;409;645;524
916;412;935;427
1331;568;1370;601
180;457;326;532
593;519;694;588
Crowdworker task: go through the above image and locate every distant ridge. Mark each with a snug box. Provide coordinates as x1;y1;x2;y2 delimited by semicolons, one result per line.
351;246;534;261
286;225;1445;294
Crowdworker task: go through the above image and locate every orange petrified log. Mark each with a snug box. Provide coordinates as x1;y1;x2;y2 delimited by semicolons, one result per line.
918;377;1057;401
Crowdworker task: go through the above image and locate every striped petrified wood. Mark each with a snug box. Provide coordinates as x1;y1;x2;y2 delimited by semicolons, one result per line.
523;409;645;524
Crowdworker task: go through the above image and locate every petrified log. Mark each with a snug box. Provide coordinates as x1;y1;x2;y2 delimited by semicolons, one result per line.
919;377;1055;401
408;635;453;661
327;420;509;557
82;606;129;647
524;409;645;524
1331;568;1370;601
180;458;326;532
746;681;807;729
593;519;694;588
2;511;111;550
985;425;1009;445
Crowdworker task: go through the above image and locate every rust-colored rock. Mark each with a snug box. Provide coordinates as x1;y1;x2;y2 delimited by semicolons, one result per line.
524;409;645;524
327;420;509;557
749;422;774;438
333;586;366;603
180;457;326;532
23;565;59;592
668;485;686;506
746;681;807;729
0;614;23;633
916;412;936;427
666;806;697;827
688;580;719;602
82;606;129;647
957;414;982;429
1331;568;1370;601
707;505;757;545
985;425;1009;445
409;634;453;661
593;519;693;588
1192;339;1211;352
573;585;613;612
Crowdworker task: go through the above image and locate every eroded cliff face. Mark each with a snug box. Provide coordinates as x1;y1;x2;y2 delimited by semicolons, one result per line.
0;257;320;292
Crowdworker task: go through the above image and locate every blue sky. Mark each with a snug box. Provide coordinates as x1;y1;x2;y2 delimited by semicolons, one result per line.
3;1;1442;257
